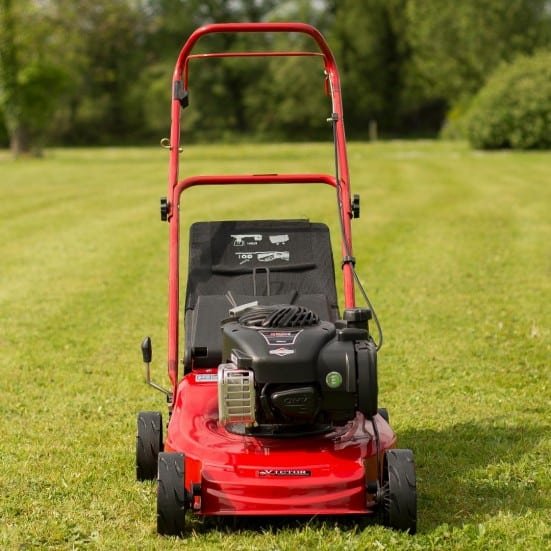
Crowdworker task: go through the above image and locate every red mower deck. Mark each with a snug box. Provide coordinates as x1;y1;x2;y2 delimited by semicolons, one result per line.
165;370;396;516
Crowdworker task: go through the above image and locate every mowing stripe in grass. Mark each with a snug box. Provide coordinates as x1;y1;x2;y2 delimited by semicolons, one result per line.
1;142;549;549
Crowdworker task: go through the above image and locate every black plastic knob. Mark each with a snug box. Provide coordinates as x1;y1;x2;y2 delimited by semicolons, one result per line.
344;308;372;322
160;197;168;221
343;308;372;329
352;194;360;218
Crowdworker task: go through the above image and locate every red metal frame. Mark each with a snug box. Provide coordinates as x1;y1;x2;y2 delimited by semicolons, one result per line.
155;21;398;522
166;23;355;393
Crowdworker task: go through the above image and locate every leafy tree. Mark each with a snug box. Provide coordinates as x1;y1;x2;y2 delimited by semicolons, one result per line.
239;0;333;140
466;51;551;149
50;0;152;144
332;0;425;136
142;0;279;141
4;0;550;148
0;0;69;155
406;0;551;103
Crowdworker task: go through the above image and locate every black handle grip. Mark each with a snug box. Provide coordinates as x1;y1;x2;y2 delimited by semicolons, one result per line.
141;336;152;363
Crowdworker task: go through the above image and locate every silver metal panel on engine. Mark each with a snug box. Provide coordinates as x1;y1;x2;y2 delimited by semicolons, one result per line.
218;363;256;427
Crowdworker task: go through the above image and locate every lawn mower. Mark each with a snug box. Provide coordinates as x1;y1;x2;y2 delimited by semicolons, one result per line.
136;22;417;536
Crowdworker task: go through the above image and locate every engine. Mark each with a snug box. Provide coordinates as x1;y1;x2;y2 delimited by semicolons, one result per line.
217;304;378;435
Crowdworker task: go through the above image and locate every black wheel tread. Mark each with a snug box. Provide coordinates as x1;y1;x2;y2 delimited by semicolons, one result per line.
157;452;187;536
383;449;417;534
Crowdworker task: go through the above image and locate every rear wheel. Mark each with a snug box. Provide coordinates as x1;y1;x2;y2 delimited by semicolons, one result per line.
382;449;417;534
157;452;188;536
136;411;163;481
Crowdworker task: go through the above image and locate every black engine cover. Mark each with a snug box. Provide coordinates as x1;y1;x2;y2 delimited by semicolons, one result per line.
221;305;378;426
222;321;336;384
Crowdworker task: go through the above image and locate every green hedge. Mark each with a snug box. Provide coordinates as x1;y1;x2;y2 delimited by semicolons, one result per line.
466;51;551;150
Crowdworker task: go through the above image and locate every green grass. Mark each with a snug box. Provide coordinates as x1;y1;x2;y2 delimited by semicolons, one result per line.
0;141;549;550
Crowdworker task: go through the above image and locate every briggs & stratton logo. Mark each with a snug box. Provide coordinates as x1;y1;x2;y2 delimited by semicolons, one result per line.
268;347;294;357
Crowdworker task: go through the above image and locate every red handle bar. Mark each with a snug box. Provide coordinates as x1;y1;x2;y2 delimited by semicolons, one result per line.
173;22;338;80
168;22;350;203
165;23;355;394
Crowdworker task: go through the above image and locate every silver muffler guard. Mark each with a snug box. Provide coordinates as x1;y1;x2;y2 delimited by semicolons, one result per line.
218;363;257;427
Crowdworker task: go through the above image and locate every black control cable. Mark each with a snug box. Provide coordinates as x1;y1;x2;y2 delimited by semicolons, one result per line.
329;111;384;350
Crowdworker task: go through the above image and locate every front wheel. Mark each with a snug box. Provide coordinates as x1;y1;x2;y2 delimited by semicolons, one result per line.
157;452;188;536
382;449;417;534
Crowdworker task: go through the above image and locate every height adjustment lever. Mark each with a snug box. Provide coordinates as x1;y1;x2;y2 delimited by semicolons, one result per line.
140;336;171;397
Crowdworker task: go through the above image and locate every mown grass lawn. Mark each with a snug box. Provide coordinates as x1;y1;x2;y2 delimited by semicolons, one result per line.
0;141;549;550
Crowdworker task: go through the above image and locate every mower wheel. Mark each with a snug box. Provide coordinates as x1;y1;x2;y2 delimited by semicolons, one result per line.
382;449;417;534
136;411;163;481
157;452;188;536
378;408;389;423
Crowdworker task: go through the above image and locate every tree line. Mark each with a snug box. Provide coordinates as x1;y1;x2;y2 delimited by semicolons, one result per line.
1;0;550;155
